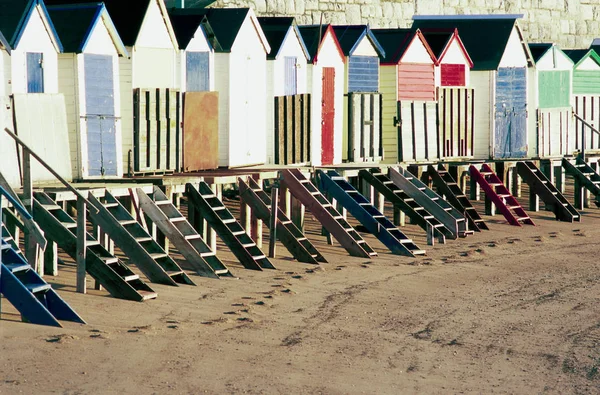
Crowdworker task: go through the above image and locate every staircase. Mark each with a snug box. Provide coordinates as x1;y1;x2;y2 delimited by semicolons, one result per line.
317;170;425;257
469;164;535;226
281;169;376;258
238;177;327;264
517;161;580;222
427;164;489;231
33;192;157;301
359;169;448;242
136;186;233;278
562;157;600;208
88;191;195;286
185;182;275;270
389;167;471;238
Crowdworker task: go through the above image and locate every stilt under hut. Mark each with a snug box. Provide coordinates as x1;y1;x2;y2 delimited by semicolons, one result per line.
528;43;574;158
332;25;385;163
168;9;220;171
297;24;346;166
48;3;129;179
257;16;310;166
46;0;181;175
371;28;437;163
412;15;535;160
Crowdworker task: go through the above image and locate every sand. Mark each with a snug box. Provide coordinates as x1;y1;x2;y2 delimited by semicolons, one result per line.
2;197;600;394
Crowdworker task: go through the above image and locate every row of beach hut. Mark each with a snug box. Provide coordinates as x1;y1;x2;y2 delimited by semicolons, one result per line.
1;1;600;186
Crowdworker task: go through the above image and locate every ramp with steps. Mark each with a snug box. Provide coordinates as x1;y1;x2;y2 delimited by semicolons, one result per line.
517;161;580;222
136;186;233;278
389;167;471;238
359;169;448;241
562;157;600;208
469;164;535;226
88;191;194;286
427;164;489;231
185;182;275;271
33;192;157;301
238;178;327;264
280;169;376;258
317;170;425;257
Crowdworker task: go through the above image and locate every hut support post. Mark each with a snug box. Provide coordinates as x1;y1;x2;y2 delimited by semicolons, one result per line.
207;183;221;251
290;196;304;232
76;197;87;294
240;192;251;236
268;187;279;258
43;241;58;277
251;177;263;248
22;149;42;275
554;165;565;194
279;184;291;218
469;173;480;201
393;206;405;227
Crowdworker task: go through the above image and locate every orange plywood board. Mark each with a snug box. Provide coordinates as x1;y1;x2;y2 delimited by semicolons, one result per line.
183;92;219;171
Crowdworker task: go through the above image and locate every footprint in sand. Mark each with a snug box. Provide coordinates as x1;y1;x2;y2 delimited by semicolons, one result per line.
241;296;255;300
281;288;294;294
231;303;246;307
548;231;561;238
254;301;266;306
573;229;587;237
506;238;521;244
223;311;239;315
291;275;303;279
335;265;346;270
488;242;498;247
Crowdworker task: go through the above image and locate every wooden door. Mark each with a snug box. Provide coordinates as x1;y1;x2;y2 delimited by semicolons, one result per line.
441;64;466;86
186;51;210;92
494;67;527;158
84;54;117;176
26;52;44;93
321;67;335;165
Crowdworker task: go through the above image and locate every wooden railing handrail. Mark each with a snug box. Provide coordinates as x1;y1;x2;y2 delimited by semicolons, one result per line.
573;112;600;136
3;127;97;212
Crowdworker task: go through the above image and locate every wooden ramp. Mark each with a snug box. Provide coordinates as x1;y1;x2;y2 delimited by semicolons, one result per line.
469;164;535;227
238;177;326;265
185;182;275;271
317;170;425;257
33;192;157;301
136;186;233;278
428;164;488;231
88;191;195;286
517;161;580;222
280;169;376;258
359;169;448;242
389;167;471;238
562;157;600;209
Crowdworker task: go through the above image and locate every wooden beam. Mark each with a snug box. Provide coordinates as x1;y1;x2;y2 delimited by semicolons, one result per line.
76;197;87;294
268;187;278;258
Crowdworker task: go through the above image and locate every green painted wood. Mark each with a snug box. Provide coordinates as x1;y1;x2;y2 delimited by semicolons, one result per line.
539;70;571;108
573;70;600;94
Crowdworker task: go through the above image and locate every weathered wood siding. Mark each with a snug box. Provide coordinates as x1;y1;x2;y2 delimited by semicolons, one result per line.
397;100;437;162
398;63;435;101
470;70;493;160
574;95;600;154
380;65;398;163
537;109;574;157
347;93;382;162
273;94;311;165
437;87;474;158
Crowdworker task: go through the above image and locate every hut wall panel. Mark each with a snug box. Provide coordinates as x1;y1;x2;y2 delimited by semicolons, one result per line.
493;67;528;159
273;94;310;165
441;64;466;87
347;93;381;162
380;66;398;163
398;63;435;101
11;6;59;94
397;100;437;162
498;27;528;68
437;87;474;159
133;47;176;89
439;39;471;86
573;70;600;95
136;0;174;49
537;109;574;157
57;54;81;178
119;56;134;174
538;70;571;109
348;56;379;93
574;95;600;154
214;53;230;166
471;70;493;160
352;36;378;56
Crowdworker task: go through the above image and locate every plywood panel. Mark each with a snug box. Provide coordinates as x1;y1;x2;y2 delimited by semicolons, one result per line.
183;91;219;171
12;93;72;184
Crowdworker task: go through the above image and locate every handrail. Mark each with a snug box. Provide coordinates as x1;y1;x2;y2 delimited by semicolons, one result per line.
572;112;600;161
3;127;97;212
573;112;600;136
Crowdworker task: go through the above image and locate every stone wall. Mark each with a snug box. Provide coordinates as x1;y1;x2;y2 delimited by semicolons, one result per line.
166;0;600;49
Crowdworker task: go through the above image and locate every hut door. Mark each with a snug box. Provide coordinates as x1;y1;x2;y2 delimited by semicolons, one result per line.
321;67;335;165
84;54;117;176
284;57;297;95
186;51;210;92
26;52;44;93
494;67;527;158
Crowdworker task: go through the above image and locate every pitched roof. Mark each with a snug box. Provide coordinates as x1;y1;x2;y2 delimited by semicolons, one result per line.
257;17;308;60
297;24;345;64
564;48;600;68
167;10;208;50
47;3;127;55
371;28;436;65
412;15;530;70
332;25;385;58
528;43;552;63
0;0;61;51
45;0;176;48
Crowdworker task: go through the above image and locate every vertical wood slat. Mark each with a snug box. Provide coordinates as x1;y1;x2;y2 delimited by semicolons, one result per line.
155;89;161;170
286;95;293;164
165;90;171;169
293;95;301;163
437;87;475;159
133;89;140;172
274;93;311;165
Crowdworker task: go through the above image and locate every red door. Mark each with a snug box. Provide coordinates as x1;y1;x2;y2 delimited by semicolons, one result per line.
321;67;335;165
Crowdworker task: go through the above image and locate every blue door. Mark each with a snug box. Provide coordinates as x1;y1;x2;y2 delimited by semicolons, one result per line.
26;52;44;93
284;56;297;96
494;67;527;158
186;51;210;92
84;54;117;176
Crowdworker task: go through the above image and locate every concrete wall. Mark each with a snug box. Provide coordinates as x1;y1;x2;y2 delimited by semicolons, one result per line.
166;0;600;49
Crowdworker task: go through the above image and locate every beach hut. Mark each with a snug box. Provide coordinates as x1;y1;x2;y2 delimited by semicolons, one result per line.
565;47;600;155
48;3;128;179
412;15;535;160
332;25;385;163
371;28;437;163
420;29;472;88
46;0;180;174
257;17;310;166
528;43;574;158
298;24;345;166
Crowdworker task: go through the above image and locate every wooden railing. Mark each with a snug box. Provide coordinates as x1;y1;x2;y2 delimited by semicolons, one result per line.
573;112;600;161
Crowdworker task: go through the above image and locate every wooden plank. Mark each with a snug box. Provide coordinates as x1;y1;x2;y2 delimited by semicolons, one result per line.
133;89;141;172
182;92;219;171
293;95;301;163
274;97;284;164
76;197;87;294
268;187;278;258
286;95;293;165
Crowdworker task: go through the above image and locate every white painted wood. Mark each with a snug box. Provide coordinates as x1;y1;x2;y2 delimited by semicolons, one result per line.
352;36;378;56
136;0;176;49
535;46;573;71
437;37;471;86
10;5;59;94
577;56;600;71
527;66;538;158
400;35;434;64
180;25;215;92
470;70;493;160
214;52;230;165
133;47;175;89
119;54;133;174
498;27;528;68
